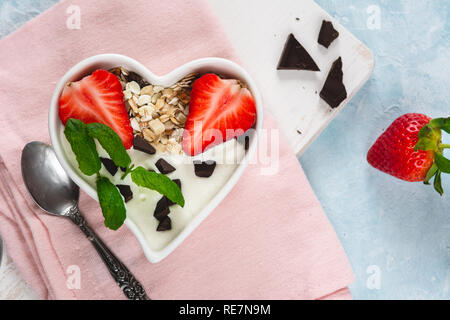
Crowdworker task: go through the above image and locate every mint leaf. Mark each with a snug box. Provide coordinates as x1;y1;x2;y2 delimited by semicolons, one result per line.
87;123;131;168
433;170;443;196
435;152;450;173
131;166;185;207
430;117;450;134
64;118;101;176
96;176;126;230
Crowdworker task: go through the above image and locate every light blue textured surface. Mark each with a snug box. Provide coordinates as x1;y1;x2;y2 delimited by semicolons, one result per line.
304;0;450;299
0;0;449;299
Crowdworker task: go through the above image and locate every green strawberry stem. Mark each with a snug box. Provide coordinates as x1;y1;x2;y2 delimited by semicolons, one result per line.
415;116;450;196
423;163;438;185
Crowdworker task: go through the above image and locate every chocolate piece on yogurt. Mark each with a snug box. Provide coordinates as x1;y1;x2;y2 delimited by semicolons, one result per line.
157;216;172;231
160;196;173;208
154;198;170;221
116;184;133;202
155;158;176;174
318;20;339;48
133;135;156;155
277;33;320;71
165;179;183;206
158;179;182;207
159;196;174;208
194;160;216;178
172;179;182;189
320;57;347;109
100;157;118;176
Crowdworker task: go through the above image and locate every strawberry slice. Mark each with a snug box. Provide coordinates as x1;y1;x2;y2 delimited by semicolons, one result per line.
182;73;256;155
59;69;134;149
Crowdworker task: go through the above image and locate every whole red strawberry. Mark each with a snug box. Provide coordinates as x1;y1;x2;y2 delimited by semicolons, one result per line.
367;113;450;195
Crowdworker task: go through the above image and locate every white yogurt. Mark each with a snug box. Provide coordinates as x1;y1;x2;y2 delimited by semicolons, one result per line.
60;129;245;251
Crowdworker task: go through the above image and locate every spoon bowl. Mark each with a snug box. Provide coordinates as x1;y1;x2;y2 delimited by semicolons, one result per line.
21;141;79;216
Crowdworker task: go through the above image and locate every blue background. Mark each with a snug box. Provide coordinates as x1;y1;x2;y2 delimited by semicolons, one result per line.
0;0;449;299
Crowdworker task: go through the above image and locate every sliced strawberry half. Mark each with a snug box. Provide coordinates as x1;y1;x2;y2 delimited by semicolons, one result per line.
182;73;257;155
59;69;134;149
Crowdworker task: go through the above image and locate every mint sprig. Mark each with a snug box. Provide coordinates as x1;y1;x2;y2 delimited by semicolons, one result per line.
131;166;185;207
64;119;101;176
96;176;126;230
64;118;185;230
87;123;131;169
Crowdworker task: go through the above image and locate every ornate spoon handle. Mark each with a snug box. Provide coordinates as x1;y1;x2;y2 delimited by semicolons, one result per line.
68;207;149;300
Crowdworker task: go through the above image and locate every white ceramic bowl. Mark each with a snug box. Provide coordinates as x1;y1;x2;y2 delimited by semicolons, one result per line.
49;54;263;263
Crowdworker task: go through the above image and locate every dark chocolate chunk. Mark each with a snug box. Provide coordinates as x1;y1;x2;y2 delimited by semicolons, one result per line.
193;160;216;178
153;178;182;228
100;157;118;176
320;57;347;109
277;33;320;71
133;135;156;155
318;20;339;48
159;195;174;208
157;216;172;231
154;197;170;221
120;166;127;172
172;179;182;190
116;184;133;202
155;158;176;174
161;195;173;207
161;179;182;206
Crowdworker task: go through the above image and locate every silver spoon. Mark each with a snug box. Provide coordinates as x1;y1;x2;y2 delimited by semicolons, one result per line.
21;141;149;300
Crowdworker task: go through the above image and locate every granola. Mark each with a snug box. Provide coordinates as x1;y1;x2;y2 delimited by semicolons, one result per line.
109;67;198;154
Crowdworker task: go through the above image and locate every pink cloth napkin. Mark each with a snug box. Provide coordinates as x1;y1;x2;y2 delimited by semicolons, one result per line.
0;0;353;299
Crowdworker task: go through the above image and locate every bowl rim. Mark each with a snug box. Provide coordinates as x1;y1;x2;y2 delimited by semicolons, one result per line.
49;54;264;263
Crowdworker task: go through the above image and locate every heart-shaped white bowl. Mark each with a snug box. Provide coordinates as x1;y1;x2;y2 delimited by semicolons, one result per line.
49;54;263;263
